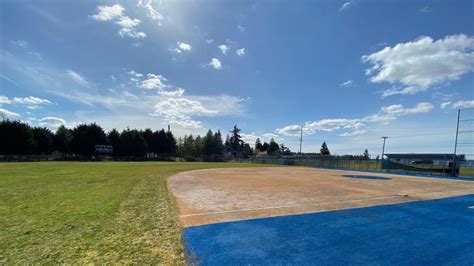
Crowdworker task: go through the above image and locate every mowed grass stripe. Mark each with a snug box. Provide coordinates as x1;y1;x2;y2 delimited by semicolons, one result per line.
0;162;265;264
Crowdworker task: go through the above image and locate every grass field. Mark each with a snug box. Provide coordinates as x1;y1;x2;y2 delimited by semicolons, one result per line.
0;162;265;264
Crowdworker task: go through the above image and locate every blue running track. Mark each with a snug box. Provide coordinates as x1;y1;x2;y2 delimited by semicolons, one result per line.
183;194;474;265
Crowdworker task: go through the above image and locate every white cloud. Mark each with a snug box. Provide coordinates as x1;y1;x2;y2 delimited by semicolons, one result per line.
11;40;28;47
432;92;455;101
405;102;434;114
38;116;66;128
339;1;351;11
92;4;146;39
276;124;303;137
116;16;140;28
139;73;169;89
91;4;124;21
128;70;143;78
452;100;474;109
339;130;367;137
0;95;52;108
13;96;51;105
178;42;192;51
169;48;182;54
118;23;146;38
363;34;474;97
236;48;245;56
206;39;214;44
152;97;218;128
0;96;12;105
137;0;164;24
0;108;20;118
364;102;434;124
241;132;284;144
170;42;192;53
208;58;222;70
305;119;364;134
67;69;90;87
277;102;434;137
157;87;185;97
340;80;353;87
420;6;432;13
218;44;230;55
128;71;170;90
441;101;452;109
29;52;43;60
238;25;245;32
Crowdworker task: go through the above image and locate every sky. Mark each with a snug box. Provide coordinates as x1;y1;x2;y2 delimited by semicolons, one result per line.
1;0;473;157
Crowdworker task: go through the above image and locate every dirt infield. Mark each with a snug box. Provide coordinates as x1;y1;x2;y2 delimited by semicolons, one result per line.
169;167;474;227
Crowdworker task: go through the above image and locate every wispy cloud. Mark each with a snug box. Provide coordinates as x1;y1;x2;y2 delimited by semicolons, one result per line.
339;1;351;11
137;0;164;25
236;48;245;56
67;69;90;87
442;100;474;109
340;80;353;87
0;108;20;118
11;40;28;47
419;6;432;13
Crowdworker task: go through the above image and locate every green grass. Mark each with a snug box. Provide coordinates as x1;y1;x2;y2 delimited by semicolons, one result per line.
0;161;265;264
460;167;474;177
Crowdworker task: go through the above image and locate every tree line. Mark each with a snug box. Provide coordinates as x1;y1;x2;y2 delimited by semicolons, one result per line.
0;120;291;160
0;120;177;157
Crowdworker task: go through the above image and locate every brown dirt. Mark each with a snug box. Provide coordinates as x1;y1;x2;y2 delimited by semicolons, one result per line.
168;167;474;227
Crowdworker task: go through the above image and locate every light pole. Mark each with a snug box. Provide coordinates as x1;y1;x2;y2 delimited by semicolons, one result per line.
299;125;303;155
452;109;461;176
381;136;388;171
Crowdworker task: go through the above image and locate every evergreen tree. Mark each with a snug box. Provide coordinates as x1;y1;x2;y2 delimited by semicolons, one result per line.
224;134;230;146
142;129;154;153
255;138;263;151
194;135;203;158
32;127;53;154
262;142;269;152
182;135;195;158
229;125;242;152
53;125;72;154
70;123;107;155
214;130;224;156
267;138;280;156
119;129;148;156
165;130;177;154
363;149;370;159
203;130;216;156
320;141;330;155
106;129;120;156
0;120;34;155
242;143;252;158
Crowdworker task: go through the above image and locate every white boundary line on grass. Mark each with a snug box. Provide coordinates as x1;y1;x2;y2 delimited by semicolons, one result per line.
179;188;474;218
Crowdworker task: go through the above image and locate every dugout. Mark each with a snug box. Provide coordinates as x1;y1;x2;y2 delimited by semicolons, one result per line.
382;153;462;176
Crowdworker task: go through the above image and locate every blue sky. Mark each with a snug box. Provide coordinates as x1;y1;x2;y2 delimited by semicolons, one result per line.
1;0;473;156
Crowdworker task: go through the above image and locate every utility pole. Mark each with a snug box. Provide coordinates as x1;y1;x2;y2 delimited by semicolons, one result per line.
299;125;303;155
381;136;388;170
452;109;461;176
